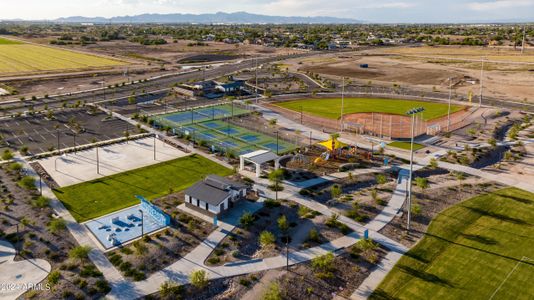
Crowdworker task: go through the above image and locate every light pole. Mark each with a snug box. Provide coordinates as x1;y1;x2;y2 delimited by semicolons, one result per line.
56;130;61;151
406;107;425;232
340;77;345;132
73;133;77;154
447;77;453;131
138;209;144;238
153;134;157;160
275;131;279;155
96;146;100;174
479;57;485;107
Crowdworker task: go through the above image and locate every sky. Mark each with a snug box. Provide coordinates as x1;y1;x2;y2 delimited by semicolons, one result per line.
1;0;533;23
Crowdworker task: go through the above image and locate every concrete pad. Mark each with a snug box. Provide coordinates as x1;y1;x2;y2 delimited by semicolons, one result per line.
0;240;51;300
38;137;187;187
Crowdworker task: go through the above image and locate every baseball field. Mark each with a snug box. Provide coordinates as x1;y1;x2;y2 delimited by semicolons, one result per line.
0;37;125;75
275;98;465;121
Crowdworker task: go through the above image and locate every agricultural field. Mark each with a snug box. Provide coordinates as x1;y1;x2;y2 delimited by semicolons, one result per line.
275;98;465;121
0;37;125;75
53;154;232;222
373;188;534;300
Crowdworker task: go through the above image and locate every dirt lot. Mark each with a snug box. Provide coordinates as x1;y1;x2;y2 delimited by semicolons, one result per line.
267;243;387;299
205;199;348;266
283;46;534;103
0;164;110;299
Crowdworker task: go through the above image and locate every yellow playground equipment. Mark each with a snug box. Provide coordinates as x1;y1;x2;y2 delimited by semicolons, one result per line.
314;136;348;164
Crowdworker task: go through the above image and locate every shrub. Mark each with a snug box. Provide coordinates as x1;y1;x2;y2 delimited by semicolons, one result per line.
259;231;276;247
190;269;209;289
264;199;281;208
1;149;13;160
375;174;387;185
8;162;22;172
207;256;220;264
68;245;92;265
48;270;61;285
307;228;319;242
311;252;335;275
48;218;66;234
159;280;183;298
263;282;282;300
18;176;36;190
132;240;148;256
277;215;289;233
239;211;255;229
32;196;50;208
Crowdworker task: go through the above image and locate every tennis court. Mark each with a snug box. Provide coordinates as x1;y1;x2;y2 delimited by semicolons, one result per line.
153;103;251;127
180;120;297;155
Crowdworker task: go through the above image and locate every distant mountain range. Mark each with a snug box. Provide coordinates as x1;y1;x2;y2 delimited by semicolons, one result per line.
52;11;361;24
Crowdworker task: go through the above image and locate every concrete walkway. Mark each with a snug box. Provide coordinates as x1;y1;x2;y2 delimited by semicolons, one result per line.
17;157;126;293
0;240;51;300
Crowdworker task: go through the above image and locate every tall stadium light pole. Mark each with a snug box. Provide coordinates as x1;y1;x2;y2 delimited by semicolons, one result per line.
255;57;259;104
406;107;425;232
447;77;453;132
340;77;345;132
479;57;485;107
139;209;144;238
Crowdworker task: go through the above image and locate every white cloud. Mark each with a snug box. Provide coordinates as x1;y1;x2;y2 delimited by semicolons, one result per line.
467;0;534;10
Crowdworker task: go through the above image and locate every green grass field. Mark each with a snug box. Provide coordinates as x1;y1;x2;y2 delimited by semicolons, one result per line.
53;154;232;222
388;141;425;151
276;98;465;121
0;37;22;45
0;36;125;74
372;188;534;300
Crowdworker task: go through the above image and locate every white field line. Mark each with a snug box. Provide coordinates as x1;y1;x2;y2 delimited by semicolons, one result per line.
489;256;533;300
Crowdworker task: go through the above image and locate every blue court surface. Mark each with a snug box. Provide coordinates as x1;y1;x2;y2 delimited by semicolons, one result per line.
85;205;167;250
240;134;260;142
263;142;285;152
203;121;223;129
218;128;239;135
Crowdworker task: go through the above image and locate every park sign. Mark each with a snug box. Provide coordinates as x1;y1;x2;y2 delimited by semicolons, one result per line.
135;195;171;226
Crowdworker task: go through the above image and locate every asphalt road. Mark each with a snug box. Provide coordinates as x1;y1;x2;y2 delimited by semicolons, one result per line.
0;53;314;116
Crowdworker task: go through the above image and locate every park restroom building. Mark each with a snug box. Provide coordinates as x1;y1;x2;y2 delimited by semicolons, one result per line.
184;175;247;217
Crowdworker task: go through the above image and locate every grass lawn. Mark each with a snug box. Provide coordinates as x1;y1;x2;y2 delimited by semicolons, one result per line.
53;154;232;222
372;188;534;300
0;37;22;45
276;98;465;121
388;141;425;151
0;37;125;74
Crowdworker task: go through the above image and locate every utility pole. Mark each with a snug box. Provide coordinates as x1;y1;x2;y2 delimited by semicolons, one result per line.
340;77;345;132
479;57;484;107
522;26;527;54
447;77;452;131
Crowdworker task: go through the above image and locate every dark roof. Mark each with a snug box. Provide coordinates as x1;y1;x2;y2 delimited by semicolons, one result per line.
184;175;247;206
185;181;230;206
206;175;247;190
219;81;244;90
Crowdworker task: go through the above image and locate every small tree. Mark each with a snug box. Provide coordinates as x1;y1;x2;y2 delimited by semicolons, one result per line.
259;231;276;247
190;269;208;289
488;137;497;148
2;149;13;160
268;169;285;200
68;245;91;266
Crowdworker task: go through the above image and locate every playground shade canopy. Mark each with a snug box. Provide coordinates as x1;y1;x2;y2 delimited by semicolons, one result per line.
317;138;349;151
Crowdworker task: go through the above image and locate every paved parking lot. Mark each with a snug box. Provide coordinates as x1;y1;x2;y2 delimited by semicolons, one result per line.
0;108;134;155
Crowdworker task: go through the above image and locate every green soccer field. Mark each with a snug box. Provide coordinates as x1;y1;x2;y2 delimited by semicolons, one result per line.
372;188;534;300
275;98;465;121
53;154;232;222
